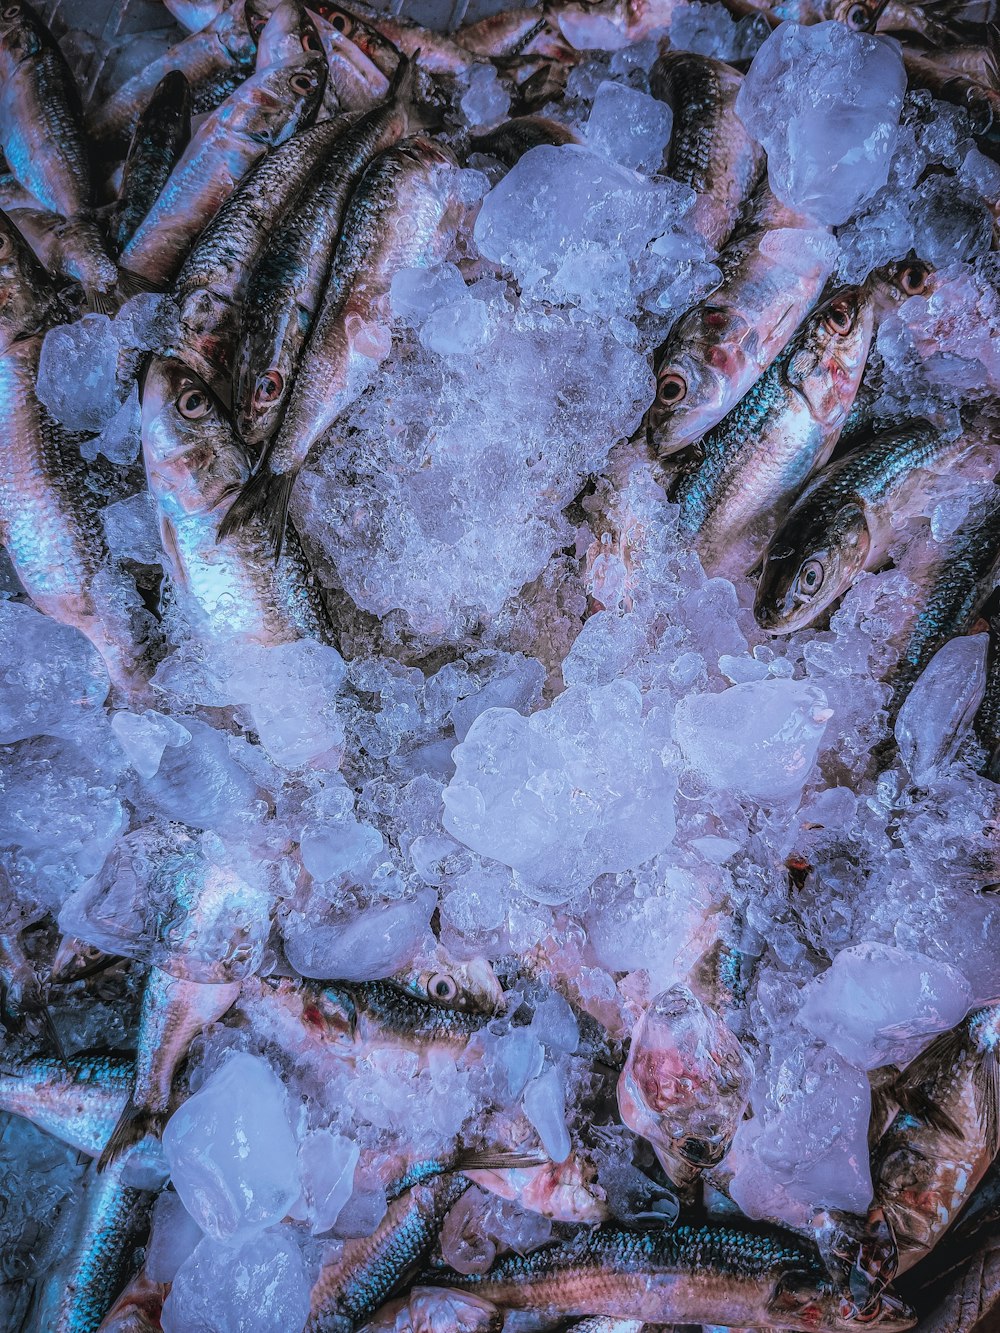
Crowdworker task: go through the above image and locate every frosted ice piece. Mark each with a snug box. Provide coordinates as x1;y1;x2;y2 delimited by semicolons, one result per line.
225;640;346;769
798;942;972;1069
586;81;672;176
390;264;468;326
102;490;162;565
442;681;677;901
163;1053;300;1240
459;63;510;128
282;889;436;981
161;1227;310;1333
111;709;191;779
300;780;384;883
299;1130;359;1235
523;1067;571;1163
0;601;109;743
420;298;491;356
673;679;832;803
36;314;123;432
618;985;753;1186
146;1189;202;1283
143;717;261;834
736;21;906;226
492;1028;545;1100
450;654;545;740
895;634;988;787
86;382;140;464
530;992;579;1054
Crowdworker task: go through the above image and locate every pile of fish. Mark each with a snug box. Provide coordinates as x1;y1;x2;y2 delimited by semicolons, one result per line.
3;0;1000;1327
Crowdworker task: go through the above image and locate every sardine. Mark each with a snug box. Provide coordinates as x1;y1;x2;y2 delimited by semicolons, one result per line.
358;1287;503;1333
98;964;240;1168
233;61;413;447
974;589;1000;781
673;285;874;577
120;10;325;287
0;927;46;1028
648;187;837;456
469;114;581;166
0;0;118;309
417;1221;916;1329
6;206;121;304
328;978;499;1057
140;355;334;647
649;48;765;251
95;1271;168;1333
28;1155;158;1333
312;3;475;76
220;135;464;555
872;1006;1000;1274
313;9;393;113
455;9;580;63
88;0;257;145
754;420;973;634
462;1153;610;1224
902;43;1000;139
0;1053;132;1156
110;71;192;254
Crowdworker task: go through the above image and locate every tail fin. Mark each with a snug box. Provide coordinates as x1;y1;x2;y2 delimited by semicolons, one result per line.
390;50;415;104
97;1098;168;1172
217;466;295;562
117;268;164;301
454;1149;546;1172
85;286;117;316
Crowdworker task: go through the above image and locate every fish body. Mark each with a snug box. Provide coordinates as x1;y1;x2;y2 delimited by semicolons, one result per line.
234;69;412;447
974;590;1000;780
648;187;836;456
111;70;192;254
873;1006;1000;1273
221;134;463;554
89;0;257;145
418;1222;915;1330
6;206;118;303
98;964;240;1167
140;355;333;646
0;1053;131;1156
358;1288;503;1333
331;978;497;1057
95;1272;168;1333
312;4;474;76
755;421;970;633
469;114;581;166
674;286;874;576
649;49;765;251
455;9;579;62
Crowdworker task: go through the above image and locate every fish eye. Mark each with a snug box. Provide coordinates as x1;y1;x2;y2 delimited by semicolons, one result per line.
896;260;930;296
290;71;317;94
301;31;323;53
823;299;854;335
253;370;284;406
327;8;351;32
177;386;212;419
797;559;825;596
844;1;871;28
657;372;687;406
427;973;458;1003
2;5;20;16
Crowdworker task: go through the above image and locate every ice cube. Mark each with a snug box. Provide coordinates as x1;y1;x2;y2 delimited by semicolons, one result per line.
673;679;832;803
36;314;124;433
0;601;109;743
145;1189;202;1283
736;22;907;226
163;1053;300;1240
299;1130;359;1235
459;64;510;128
798;941;972;1069
224;640;347;770
522;1066;571;1163
86;382;141;465
282;888;436;981
110;708;191;780
161;1227;310;1333
895;634;988;787
586;81;673;176
102;490;162;565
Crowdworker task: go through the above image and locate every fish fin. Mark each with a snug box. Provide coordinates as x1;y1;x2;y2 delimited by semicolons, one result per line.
389;50;415;104
85;286;118;316
975;1044;1000;1159
117;267;164;300
97;1098;168;1172
893;1027;969;1138
985;22;1000;91
39;1004;70;1071
868;1081;896;1152
454;1149;547;1172
217;466;294;562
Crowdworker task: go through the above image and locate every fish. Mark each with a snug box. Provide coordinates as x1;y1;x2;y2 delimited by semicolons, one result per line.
0;0;119;309
88;0;258;145
219;134;464;555
974;589;1000;781
325;977;500;1059
121;9;326;287
308;2;404;80
140;356;334;647
358;1287;504;1333
616;985;754;1193
390;950;504;1015
673;285;874;577
454;8;580;63
469;114;581;166
312;8;393;114
5;206;124;305
28;1154;159;1333
902;40;1000;141
50;936;124;984
872;1006;1000;1274
462;1152;611;1224
754;418;979;634
0;927;46;1027
0;1052;132;1156
647;186;837;457
233;61;413;448
110;70;192;254
311;3;475;76
649;48;765;251
98;964;240;1168
95;1271;169;1333
416;1221;916;1330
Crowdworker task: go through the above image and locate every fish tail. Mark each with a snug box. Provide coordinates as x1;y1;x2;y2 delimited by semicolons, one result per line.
217;465;294;562
454;1148;547;1172
390;50;415;104
85;285;118;316
117;267;164;301
97;1098;168;1171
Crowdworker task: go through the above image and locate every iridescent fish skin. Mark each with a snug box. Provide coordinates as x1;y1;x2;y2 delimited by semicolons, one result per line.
974;592;1000;781
140;356;333;647
0;1053;131;1156
358;1288;504;1333
89;0;257;145
674;285;874;576
419;1222;915;1330
121;28;324;287
221;135;464;554
327;978;498;1058
234;62;412;447
95;1272;168;1333
111;70;192;254
469;114;581;167
648;187;836;457
872;1006;1000;1274
755;421;969;634
312;3;474;76
453;8;579;63
649;48;765;251
390;953;503;1016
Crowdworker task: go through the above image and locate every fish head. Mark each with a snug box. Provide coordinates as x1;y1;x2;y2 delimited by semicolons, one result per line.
249;57;326;145
647;308;749;456
786;286;874;428
755;500;870;633
140;356;249;521
768;1270;916;1332
253;0;325;67
829;0;886;32
869;258;937;318
310;2;402;79
0;208;55;341
311;10;391;111
391;955;504;1015
0;2;45;66
234;339;293;449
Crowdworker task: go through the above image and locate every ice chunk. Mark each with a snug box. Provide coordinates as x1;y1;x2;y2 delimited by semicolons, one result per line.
895;634;988;786
442;681;677;902
299;1130;359;1235
162;1228;310;1333
299;779;384;883
142;717;262;835
798;942;972;1069
282;888;436;981
85;382;140;464
460;64;510;128
103;490;162;565
530;992;579;1054
146;1189;202;1283
224;640;346;769
111;708;191;779
0;601;109;743
586;81;673;176
523;1067;571;1163
673;679;832;803
36;314;123;433
450;654;545;740
736;22;906;225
